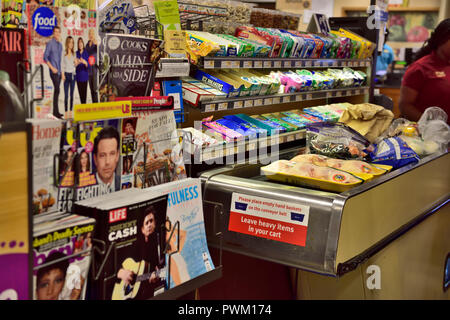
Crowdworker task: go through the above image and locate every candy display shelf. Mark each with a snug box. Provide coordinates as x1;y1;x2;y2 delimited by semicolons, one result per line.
198;57;372;69
193;86;369;113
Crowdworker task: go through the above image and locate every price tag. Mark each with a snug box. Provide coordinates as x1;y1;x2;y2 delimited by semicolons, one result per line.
254;99;263;107
243;61;253;68
254;60;263;68
283;61;292;68
336;91;342;97
295;61;302;68
272;97;281;104
332;61;338;67
221;61;232;68
234;101;243;109
204;60;214;69
342;61;348;67
244;100;254;108
274;60;282;68
264;98;273;105
263;61;272;68
314;61;322;67
282;96;291;103
326;92;333;98
218;102;228;110
295;94;302;102
295;132;303;140
359;61;364;67
205;104;216;112
306;93;313;100
287;135;295;142
231;61;240;69
356;89;361;95
203;150;213;162
305;61;312;67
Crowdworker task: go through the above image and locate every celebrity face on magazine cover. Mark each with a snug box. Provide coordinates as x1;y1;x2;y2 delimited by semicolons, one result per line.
36;269;65;300
94;138;119;185
141;212;156;239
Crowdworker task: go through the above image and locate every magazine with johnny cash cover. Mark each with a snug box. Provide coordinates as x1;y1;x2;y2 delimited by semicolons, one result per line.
27;118;63;216
76;193;168;300
99;33;163;102
32;214;96;300
27;4;99;119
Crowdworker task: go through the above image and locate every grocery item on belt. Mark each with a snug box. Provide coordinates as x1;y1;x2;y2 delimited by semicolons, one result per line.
291;154;391;177
306;122;372;160
369;136;420;169
261;160;366;192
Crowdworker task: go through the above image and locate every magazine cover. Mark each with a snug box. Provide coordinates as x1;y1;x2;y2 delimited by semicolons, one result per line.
0;27;26;90
27;118;63;215
99;33;163;102
27;4;99;119
57;119;77;213
2;0;23;28
81;194;168;300
75;118;123;202
133;109;187;188
145;178;215;289
32;215;96;300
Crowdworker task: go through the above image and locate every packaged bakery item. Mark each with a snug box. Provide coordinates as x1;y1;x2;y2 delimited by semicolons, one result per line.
261;160;367;192
306;122;372;160
369;136;420;169
291;154;391;177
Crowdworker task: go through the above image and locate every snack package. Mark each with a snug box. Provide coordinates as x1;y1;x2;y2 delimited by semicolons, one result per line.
369;136;420;169
291;154;391;177
306;122;372;160
261;160;366;193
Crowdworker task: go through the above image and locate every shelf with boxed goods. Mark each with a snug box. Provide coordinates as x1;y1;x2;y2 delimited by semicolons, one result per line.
199;57;372;70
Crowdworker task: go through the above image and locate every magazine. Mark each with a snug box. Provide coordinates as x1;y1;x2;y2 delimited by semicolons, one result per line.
27;118;63;215
1;0;23;28
0;27;26;90
75;117;123;201
143;178;215;289
132;109;187;188
99;33;163;102
27;4;99;119
57;119;77;213
75;193;168;300
32;213;96;300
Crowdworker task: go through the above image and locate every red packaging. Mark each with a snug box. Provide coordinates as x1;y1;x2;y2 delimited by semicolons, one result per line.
256;29;284;58
235;26;280;57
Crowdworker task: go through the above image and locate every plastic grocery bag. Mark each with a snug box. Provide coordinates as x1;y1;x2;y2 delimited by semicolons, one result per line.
417;107;450;153
306;122;372;160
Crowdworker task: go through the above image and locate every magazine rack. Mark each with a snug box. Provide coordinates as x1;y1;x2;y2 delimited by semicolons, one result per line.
88;198;223;300
17;61;44;119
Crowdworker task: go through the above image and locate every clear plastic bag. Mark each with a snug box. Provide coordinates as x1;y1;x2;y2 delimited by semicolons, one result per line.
417;107;450;153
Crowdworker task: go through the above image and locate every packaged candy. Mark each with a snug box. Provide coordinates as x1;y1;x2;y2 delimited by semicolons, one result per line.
235;114;282;135
216;118;258;139
223;115;268;137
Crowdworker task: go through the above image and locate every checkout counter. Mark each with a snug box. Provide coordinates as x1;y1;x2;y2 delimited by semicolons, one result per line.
197;145;449;299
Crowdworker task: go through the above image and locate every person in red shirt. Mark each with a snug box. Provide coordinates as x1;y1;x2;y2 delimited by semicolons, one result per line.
400;19;450;123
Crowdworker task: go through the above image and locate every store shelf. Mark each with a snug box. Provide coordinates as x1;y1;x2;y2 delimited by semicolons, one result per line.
155;58;190;78
199;57;372;69
185;130;305;163
195;87;369;113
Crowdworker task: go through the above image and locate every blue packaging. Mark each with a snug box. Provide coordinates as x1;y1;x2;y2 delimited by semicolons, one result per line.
370;136;420;169
223;115;267;136
216;119;258;139
162;80;184;124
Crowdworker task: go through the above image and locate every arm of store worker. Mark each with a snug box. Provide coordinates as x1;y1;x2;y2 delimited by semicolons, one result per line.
399;64;424;122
